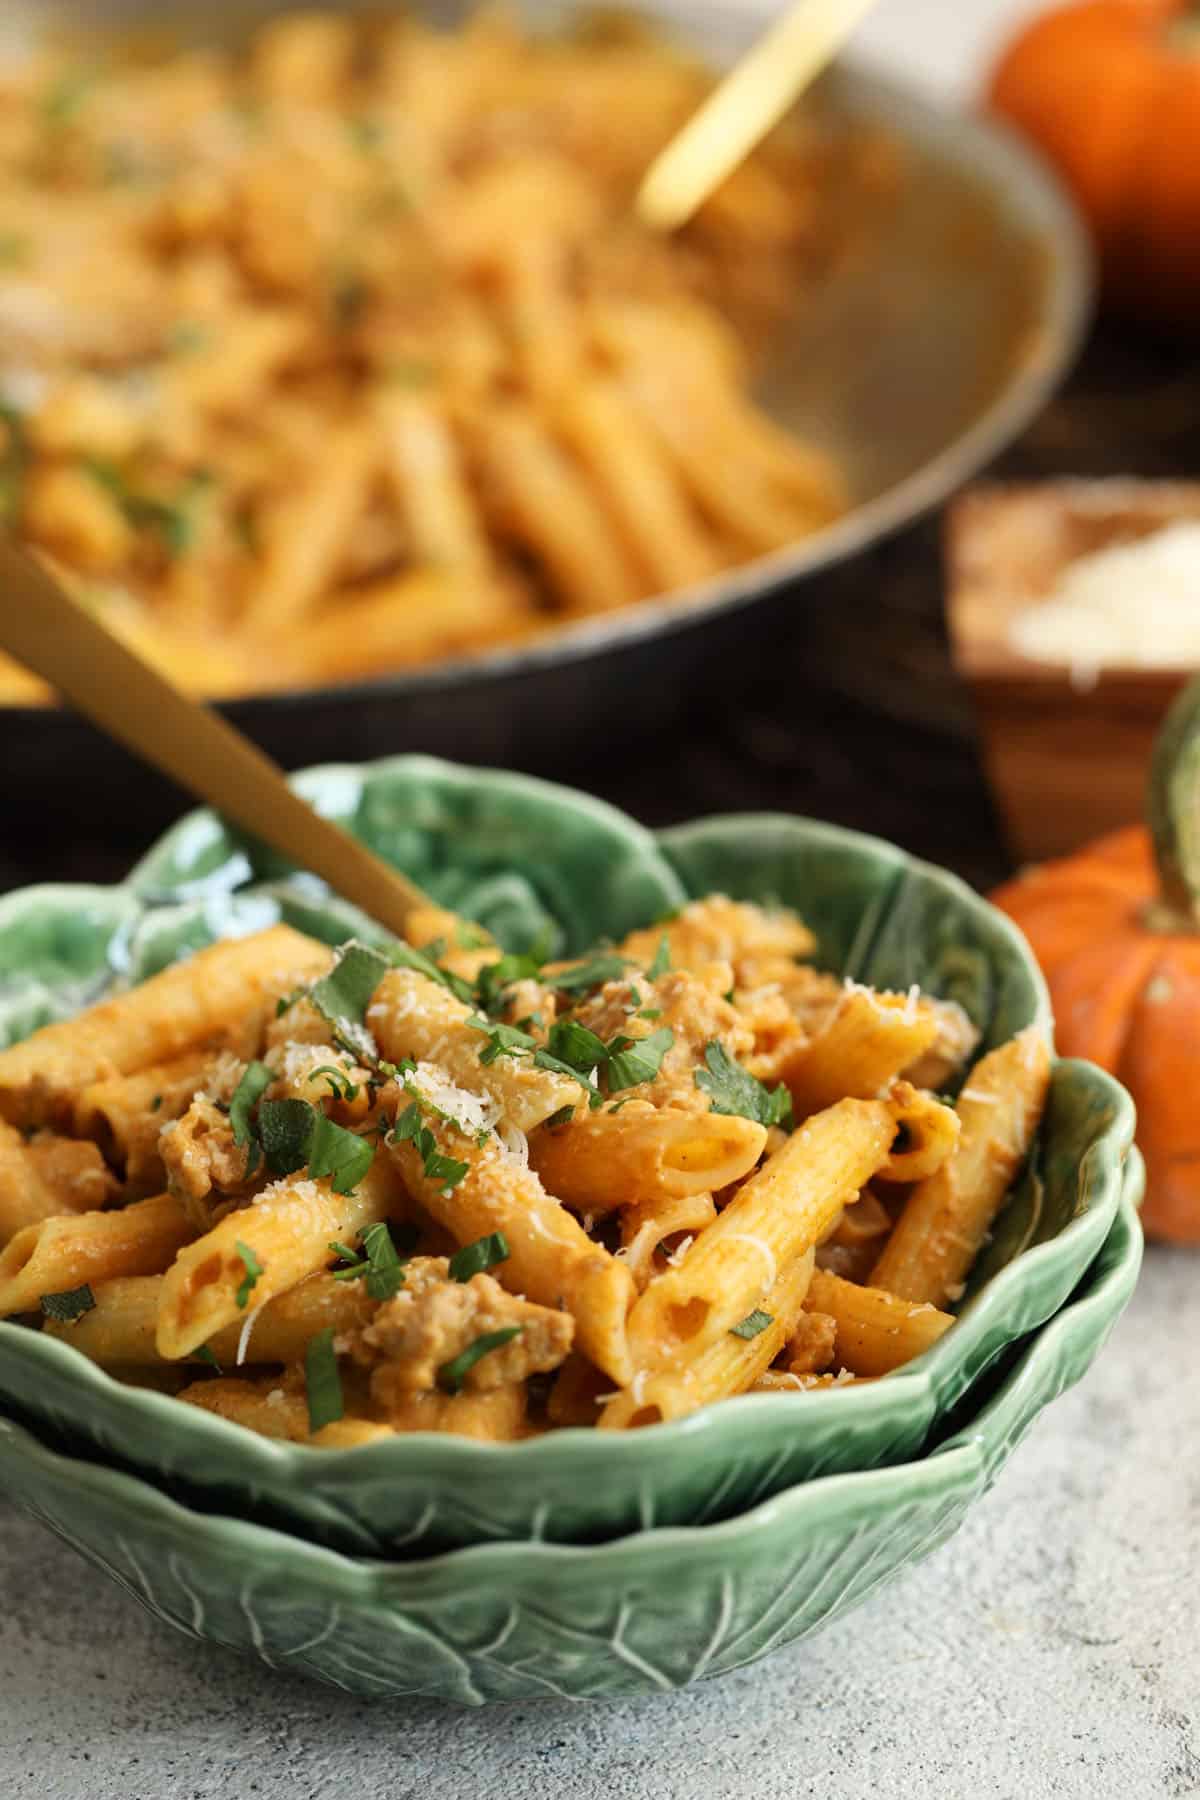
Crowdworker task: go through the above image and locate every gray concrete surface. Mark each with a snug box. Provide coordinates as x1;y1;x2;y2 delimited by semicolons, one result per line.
2;1245;1197;1800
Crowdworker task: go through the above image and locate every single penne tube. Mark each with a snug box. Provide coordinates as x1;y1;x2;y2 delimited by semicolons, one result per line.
615;895;816;986
0;1193;192;1318
804;1268;954;1377
177;1377;393;1447
752;1369;868;1392
0;1120;116;1246
156;1158;401;1359
377;388;494;577
598;1249;815;1429
780;987;941;1117
624;1096;901;1373
73;1049;215;1184
43;1270;377;1368
881;1083;962;1184
388;1121;635;1385
529;1109;765;1215
368;968;580;1132
869;1027;1053;1306
0;926;331;1130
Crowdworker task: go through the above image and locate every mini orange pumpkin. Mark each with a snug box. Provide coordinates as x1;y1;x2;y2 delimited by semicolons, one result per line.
992;674;1200;1241
987;1;1200;326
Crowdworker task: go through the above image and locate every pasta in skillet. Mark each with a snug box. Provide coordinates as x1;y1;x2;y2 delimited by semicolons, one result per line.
0;7;897;705
0;898;1051;1441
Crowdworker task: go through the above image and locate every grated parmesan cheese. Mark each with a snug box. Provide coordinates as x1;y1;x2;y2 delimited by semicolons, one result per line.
723;1233;777;1291
1011;523;1200;671
499;1123;529;1168
236;1299;266;1366
408;1062;499;1135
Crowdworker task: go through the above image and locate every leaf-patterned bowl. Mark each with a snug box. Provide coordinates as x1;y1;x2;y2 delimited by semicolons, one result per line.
0;1181;1143;1704
0;759;1135;1552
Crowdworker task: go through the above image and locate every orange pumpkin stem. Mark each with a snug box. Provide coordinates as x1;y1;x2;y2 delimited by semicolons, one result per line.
1146;674;1200;927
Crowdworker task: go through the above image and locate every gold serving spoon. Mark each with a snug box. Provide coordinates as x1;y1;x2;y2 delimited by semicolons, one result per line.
636;0;880;232
0;541;439;938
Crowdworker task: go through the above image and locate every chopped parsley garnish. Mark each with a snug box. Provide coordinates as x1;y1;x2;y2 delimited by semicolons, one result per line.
448;1232;510;1283
542;1104;576;1130
473;951;542;1014
533;1048;602;1106
309;1064;361;1103
359;1220;406;1300
81;459;211;558
194;1345;222;1372
605;1026;674;1093
546;1018;609;1075
304;1327;344;1432
647;934;671;980
306;1112;376;1196
437;1326;522;1394
550;953;634;994
150;1094;163;1112
390;1101;470;1194
457;922;491;949
467;1016;536;1065
695;1042;794;1130
39;1284;95;1324
638;1008;663;1021
730;1309;773;1340
234;1242;263;1311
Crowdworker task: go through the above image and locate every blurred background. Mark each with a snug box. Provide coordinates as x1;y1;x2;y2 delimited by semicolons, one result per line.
2;0;1195;892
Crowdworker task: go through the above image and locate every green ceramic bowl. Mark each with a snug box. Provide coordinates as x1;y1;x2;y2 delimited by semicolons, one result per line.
0;1179;1143;1704
0;760;1135;1552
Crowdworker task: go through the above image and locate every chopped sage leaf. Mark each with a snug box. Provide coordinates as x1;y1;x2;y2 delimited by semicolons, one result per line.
304;1327;344;1432
730;1309;773;1340
542;1104;576;1130
195;1345;222;1372
448;1232;510;1283
257;1097;316;1177
230;1060;273;1147
39;1283;95;1323
308;942;389;1044
695;1042;794;1130
234;1241;263;1310
437;1326;522;1394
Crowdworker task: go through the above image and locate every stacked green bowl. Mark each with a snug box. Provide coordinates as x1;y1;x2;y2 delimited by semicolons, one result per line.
0;761;1142;1699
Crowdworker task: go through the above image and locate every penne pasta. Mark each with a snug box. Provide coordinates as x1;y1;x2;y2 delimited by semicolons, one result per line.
387;1119;634;1386
804;1268;954;1377
780;987;941;1118
529;1109;765;1215
156;1158;400;1359
72;1050;218;1186
0;926;331;1130
599;1249;815;1428
869;1028;1052;1306
177;1376;393;1447
0;1194;192;1318
368;968;580;1132
623;1096;902;1374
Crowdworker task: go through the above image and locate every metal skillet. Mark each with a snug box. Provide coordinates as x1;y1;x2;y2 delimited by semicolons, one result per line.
0;0;1091;863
